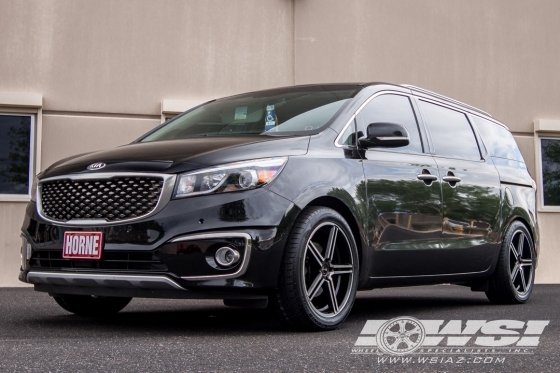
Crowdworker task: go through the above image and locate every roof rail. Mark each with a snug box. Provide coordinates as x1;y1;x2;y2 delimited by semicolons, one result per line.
401;84;492;118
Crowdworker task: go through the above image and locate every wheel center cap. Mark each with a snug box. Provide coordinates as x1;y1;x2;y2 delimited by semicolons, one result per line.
321;261;331;276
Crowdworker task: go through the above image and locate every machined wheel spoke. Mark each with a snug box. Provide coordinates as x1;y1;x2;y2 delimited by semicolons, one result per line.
303;221;355;318
520;267;527;292
324;226;339;261
326;278;339;313
307;242;324;266
520;259;533;267
331;264;353;275
510;243;518;261
511;263;520;282
307;274;325;299
517;233;525;258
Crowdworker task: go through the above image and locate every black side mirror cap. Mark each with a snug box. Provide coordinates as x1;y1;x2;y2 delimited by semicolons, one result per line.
358;122;410;149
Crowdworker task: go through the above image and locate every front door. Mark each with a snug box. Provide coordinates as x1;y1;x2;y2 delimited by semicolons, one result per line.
358;93;444;277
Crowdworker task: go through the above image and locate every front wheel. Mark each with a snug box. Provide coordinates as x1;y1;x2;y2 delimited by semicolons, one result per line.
486;221;536;304
53;295;132;316
274;207;359;330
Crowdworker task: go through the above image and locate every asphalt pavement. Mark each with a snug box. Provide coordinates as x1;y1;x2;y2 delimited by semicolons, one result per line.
1;284;559;373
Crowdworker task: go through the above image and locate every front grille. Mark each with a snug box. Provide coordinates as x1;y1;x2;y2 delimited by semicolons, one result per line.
40;177;164;222
29;250;168;271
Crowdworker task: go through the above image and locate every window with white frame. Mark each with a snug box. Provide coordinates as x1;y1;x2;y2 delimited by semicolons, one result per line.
534;119;560;210
540;137;560;206
0;113;35;197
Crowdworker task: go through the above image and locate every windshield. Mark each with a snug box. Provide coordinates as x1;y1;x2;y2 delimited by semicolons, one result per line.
140;85;360;142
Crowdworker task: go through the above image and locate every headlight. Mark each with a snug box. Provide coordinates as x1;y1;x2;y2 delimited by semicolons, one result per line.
173;157;288;198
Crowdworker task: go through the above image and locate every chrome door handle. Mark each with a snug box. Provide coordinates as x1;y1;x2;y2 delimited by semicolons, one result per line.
442;176;461;183
417;174;438;181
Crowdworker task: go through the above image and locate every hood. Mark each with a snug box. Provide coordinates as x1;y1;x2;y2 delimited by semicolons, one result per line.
40;135;310;179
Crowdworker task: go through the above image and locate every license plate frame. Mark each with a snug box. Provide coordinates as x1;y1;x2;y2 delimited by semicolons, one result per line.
62;231;104;260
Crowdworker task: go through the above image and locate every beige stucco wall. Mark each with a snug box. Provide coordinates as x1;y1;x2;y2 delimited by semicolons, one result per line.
294;0;560;135
2;0;560;285
0;0;295;115
0;203;28;286
535;213;560;283
41;115;161;171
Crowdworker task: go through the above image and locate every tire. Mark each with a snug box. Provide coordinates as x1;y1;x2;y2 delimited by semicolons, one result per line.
53;295;132;316
486;221;536;304
274;206;359;330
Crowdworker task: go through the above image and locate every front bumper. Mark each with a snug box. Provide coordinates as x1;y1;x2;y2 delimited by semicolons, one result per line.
26;271;269;300
20;188;300;297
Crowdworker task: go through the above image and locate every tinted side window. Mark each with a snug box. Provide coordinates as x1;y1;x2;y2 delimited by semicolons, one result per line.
541;138;560;206
0;114;32;195
418;101;481;161
358;94;423;153
472;116;525;163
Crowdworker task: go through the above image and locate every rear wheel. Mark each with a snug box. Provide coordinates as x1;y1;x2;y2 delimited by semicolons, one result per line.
486;221;535;304
274;207;359;330
53;295;132;316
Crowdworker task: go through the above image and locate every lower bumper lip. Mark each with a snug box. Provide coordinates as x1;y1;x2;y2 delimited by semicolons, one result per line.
26;270;272;300
26;271;186;290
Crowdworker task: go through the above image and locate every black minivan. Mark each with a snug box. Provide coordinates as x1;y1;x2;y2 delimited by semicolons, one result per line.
20;83;538;330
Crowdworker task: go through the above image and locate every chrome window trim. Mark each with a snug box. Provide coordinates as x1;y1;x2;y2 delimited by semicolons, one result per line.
370;269;487;280
376;136;410;141
469;112;511;131
170;232;252;281
401;84;492;117
334;90;412;148
36;172;177;226
404;86;512;132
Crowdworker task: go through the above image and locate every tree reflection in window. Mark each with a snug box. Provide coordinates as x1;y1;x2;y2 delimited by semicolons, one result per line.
0;115;31;195
541;138;560;206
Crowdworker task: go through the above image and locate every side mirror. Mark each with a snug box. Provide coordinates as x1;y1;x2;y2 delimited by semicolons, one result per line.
358;122;410;149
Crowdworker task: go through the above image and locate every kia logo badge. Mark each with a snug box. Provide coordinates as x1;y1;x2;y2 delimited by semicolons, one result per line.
87;163;106;171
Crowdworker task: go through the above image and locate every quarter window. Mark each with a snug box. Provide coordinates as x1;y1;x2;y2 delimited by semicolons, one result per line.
472;116;525;162
0;114;34;196
418;101;481;161
358;94;423;153
339;119;357;146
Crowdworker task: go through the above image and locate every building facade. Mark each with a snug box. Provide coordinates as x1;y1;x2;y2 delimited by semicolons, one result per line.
1;0;560;286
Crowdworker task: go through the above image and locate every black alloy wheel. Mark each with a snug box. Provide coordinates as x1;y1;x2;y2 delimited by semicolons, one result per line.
274;207;359;330
486;221;535;304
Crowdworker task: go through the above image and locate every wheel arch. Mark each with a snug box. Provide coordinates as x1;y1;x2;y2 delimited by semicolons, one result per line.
305;196;369;288
505;215;539;260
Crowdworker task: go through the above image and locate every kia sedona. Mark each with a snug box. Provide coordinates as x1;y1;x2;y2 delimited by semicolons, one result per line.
20;83;538;330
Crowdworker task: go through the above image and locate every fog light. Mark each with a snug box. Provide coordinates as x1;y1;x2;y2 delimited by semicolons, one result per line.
215;247;241;267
